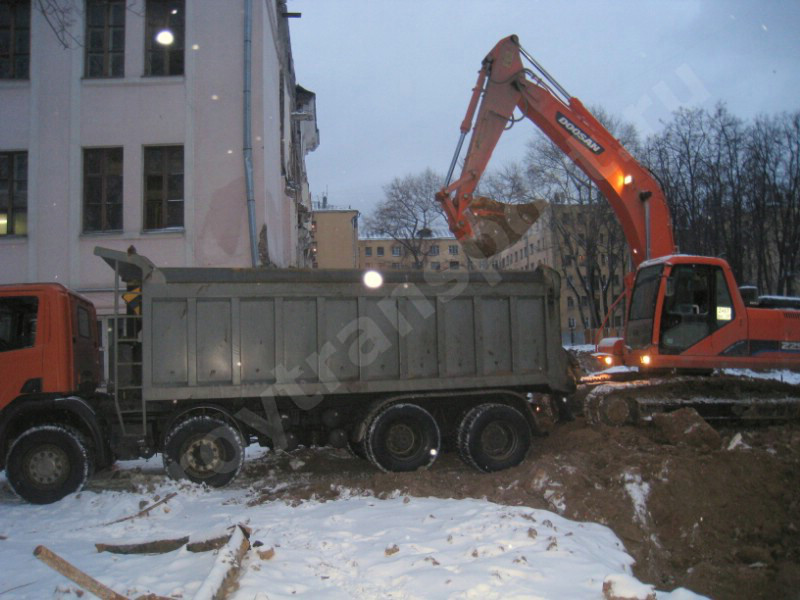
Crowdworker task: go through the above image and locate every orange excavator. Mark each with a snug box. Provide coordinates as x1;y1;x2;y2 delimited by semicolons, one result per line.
437;35;800;375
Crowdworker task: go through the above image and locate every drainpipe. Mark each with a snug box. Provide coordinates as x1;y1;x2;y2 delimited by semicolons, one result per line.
243;0;259;267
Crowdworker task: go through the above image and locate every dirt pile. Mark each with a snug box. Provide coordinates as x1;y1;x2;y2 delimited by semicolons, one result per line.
228;414;800;600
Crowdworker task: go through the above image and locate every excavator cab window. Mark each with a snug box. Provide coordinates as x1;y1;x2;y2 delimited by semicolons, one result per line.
626;264;664;350
659;264;734;354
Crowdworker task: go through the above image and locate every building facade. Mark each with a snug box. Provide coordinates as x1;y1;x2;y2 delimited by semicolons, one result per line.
489;204;628;345
358;231;473;272
310;199;359;269
0;0;318;315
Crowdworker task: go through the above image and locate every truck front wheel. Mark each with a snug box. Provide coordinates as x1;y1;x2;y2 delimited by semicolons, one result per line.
6;425;91;504
458;403;531;472
365;403;440;472
162;416;244;487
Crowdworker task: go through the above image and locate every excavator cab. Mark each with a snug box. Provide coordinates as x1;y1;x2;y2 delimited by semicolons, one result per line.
623;257;740;368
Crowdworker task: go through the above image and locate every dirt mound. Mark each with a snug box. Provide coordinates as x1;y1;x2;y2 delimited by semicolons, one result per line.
226;416;800;600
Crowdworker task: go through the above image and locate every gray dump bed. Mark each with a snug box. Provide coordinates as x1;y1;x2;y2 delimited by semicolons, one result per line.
97;247;573;404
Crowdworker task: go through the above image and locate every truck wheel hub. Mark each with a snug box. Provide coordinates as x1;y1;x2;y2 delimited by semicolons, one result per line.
386;423;418;457
26;445;69;487
185;437;222;474
481;422;515;459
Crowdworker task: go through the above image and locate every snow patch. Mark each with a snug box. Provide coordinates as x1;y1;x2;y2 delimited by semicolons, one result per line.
623;471;652;528
719;368;800;385
0;483;709;599
726;432;750;451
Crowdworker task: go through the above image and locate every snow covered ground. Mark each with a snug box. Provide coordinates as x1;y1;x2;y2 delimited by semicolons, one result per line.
0;457;706;600
719;368;800;385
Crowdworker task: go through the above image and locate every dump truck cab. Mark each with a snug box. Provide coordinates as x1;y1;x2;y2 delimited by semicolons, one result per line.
0;283;100;410
0;283;108;504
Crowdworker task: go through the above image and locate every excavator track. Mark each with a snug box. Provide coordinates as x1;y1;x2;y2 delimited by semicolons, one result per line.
579;374;800;426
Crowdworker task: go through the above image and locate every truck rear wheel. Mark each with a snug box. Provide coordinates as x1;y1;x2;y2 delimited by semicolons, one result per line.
365;403;440;472
6;425;91;504
458;403;531;472
162;416;244;487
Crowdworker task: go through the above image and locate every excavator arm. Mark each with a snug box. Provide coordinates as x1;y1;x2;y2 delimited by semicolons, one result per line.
437;35;675;267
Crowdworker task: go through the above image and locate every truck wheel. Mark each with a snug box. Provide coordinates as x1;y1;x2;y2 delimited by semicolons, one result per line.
162;416;244;487
458;403;531;472
365;403;440;472
6;425;91;504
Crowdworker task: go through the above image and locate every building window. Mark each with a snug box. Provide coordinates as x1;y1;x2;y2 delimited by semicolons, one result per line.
391;262;400;269
144;145;183;230
567;296;574;308
392;245;402;257
431;261;440;270
0;0;30;79
449;261;460;270
568;317;576;329
448;245;459;255
364;246;372;256
145;0;184;76
85;0;125;78
0;151;27;235
376;246;384;257
429;245;440;256
83;147;123;232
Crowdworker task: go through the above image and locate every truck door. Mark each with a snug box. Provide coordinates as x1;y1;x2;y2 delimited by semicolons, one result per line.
0;295;43;410
71;297;100;394
657;264;737;357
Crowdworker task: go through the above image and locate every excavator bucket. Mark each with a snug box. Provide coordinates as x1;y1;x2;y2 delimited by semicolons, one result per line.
459;197;548;259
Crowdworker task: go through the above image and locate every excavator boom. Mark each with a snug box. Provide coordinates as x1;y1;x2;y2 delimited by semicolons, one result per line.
437;35;676;266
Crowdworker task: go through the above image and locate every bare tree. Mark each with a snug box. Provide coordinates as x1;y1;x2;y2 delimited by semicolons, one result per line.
644;106;800;295
746;112;800;295
364;169;445;269
477;162;537;205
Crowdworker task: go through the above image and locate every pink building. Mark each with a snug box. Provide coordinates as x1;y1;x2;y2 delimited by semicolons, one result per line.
0;0;318;320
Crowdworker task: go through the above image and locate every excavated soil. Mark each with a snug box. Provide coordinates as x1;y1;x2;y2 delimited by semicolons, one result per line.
93;416;800;600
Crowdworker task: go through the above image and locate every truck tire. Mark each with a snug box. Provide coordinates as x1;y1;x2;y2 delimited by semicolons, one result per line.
458;403;531;472
162;416;244;487
365;403;440;472
6;425;91;504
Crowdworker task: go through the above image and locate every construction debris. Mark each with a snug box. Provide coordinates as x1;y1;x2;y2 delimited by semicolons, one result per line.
33;545;129;600
193;524;252;600
102;492;178;526
95;536;190;555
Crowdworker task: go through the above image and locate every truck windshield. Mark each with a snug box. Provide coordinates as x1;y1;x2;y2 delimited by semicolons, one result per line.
626;264;663;349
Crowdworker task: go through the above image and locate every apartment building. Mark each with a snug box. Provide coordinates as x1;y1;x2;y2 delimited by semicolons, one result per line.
358;230;472;272
310;199;359;268
490;204;628;345
0;0;318;317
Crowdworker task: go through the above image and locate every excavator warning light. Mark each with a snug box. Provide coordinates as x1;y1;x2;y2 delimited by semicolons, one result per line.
640;355;652;366
623;175;633;185
603;355;614;367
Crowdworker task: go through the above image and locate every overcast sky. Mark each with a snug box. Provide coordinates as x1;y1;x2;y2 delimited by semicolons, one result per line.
287;1;800;216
